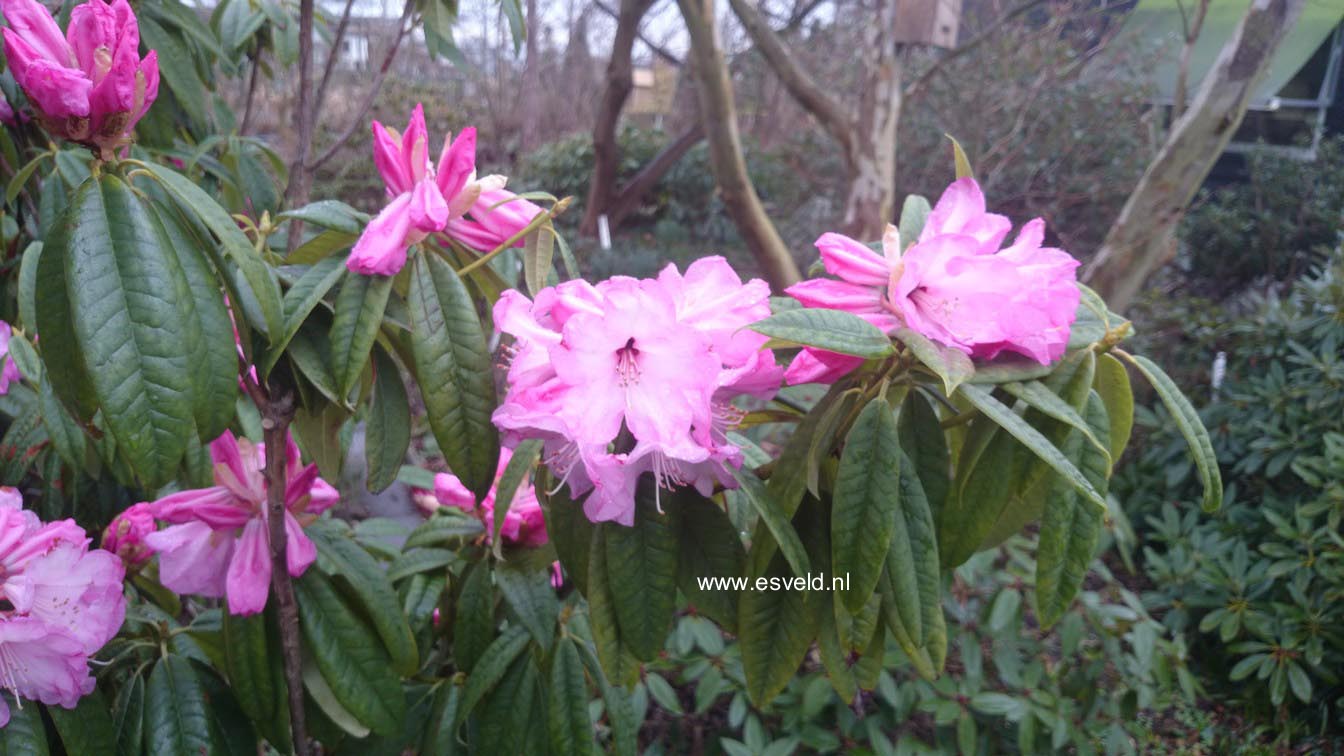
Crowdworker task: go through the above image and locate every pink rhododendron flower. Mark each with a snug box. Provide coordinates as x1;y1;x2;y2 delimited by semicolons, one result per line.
101;502;154;567
348;104;480;276
784;178;1080;384
0;322;23;395
0;0;158;158
493;257;782;526
0;486;126;727
442;178;544;252
143;431;338;615
431;448;548;548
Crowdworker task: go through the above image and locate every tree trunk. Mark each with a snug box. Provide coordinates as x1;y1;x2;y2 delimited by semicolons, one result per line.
1085;0;1307;310
840;0;901;240
677;0;801;291
579;0;656;236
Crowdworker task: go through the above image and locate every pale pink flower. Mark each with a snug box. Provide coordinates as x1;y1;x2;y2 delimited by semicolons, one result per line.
493;258;781;525
0;487;126;727
143;431;337;615
101;502;154;567
347;104;479;276
0;0;158;157
784;178;1080;383
0;322;22;395
431;448;548;548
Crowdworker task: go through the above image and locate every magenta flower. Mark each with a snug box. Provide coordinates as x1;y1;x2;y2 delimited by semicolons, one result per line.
0;322;23;395
347;104;479;276
443;178;544;252
101;502;154;568
784;178;1080;384
0;0;158;158
431;447;548;548
143;431;338;616
0;486;126;727
493;257;781;525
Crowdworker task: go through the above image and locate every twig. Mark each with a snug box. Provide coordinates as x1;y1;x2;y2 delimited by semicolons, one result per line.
903;0;1048;100
283;0;317;250
592;0;682;66
240;47;262;135
309;0;415;172
261;388;308;756
314;0;359;118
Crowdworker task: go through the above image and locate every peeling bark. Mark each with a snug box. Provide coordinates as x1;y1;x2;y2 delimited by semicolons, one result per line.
1085;0;1307;310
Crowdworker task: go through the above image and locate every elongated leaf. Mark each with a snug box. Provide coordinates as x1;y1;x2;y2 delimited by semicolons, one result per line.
738;552;820;705
302;649;370;739
408;252;499;498
330;271;393;401
539;476;595;595
752;309;894;359
1001;379;1110;466
586;527;640;687
490;439;541;554
261;254;346;376
365;347;411;493
897;194;931;248
420;682;463;756
1035;393;1110;628
38;375;86;468
453;564;496;675
139;16;208;127
957;383;1106;512
547;638;597;756
475;655;546;755
145;656;215;755
6;152;47;204
454;626;531;727
897;328;973;395
192;661;260;756
404;512;484;549
832;398;901;612
48;686;115;756
294;569;407;736
729;467;810;579
17;242;41;334
1093;352;1135;464
137;161;284;339
603;486;680;660
898;390;949;516
1120;352;1222;512
495;563;559;649
523;218;555;296
112;673;144;756
222;610;290;752
153;204;238;440
882;451;946;666
676;493;745;632
278;200;368;234
947;134;973;179
306;521;419;676
386;547;456;582
62;174;195;486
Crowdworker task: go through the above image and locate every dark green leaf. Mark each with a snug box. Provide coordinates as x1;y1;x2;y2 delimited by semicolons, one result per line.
47;686;115;756
586;527;641;687
730;467;810;579
0;697;48;755
365;347;411;493
490;439;541;555
222;611;290;752
539;475;594;595
145;656;215;755
453;563;496;675
329;271;393;401
404;512;484;550
1093;352;1135;464
408;252;499;499
112;674;144;756
495;563;559;649
454;625;531;727
897;327;973;395
603;485;680;660
832;398;901;612
738;551;820;705
278;200;369;234
547;638;597;756
294;569;407;736
261;254;346;377
676;493;745;632
386;548;456;582
751;309;893;359
896;195;931;248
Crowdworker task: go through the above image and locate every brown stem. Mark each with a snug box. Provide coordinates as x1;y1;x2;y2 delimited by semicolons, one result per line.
283;0;317;251
261;388;309;756
314;0;359;119
241;48;262;136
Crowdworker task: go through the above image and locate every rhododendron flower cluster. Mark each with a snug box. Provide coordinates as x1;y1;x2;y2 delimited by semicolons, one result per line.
101;502;154;567
348;104;543;276
785;177;1080;384
0;0;159;157
493;257;783;525
0;487;125;727
143;431;338;616
0;322;23;395
430;448;548;548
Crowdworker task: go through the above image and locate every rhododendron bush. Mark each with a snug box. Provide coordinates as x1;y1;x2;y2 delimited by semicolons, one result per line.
0;0;1225;753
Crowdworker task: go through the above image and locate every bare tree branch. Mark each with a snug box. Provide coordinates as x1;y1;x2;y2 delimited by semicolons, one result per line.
313;0;359;118
1172;0;1211;121
903;0;1047;100
727;0;855;153
592;0;684;66
309;0;415;171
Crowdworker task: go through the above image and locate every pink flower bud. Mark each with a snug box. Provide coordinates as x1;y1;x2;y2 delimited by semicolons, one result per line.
101;502;154;567
0;0;158;158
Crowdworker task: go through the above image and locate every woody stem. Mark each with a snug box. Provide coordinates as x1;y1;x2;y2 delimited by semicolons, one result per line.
261;388;309;756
